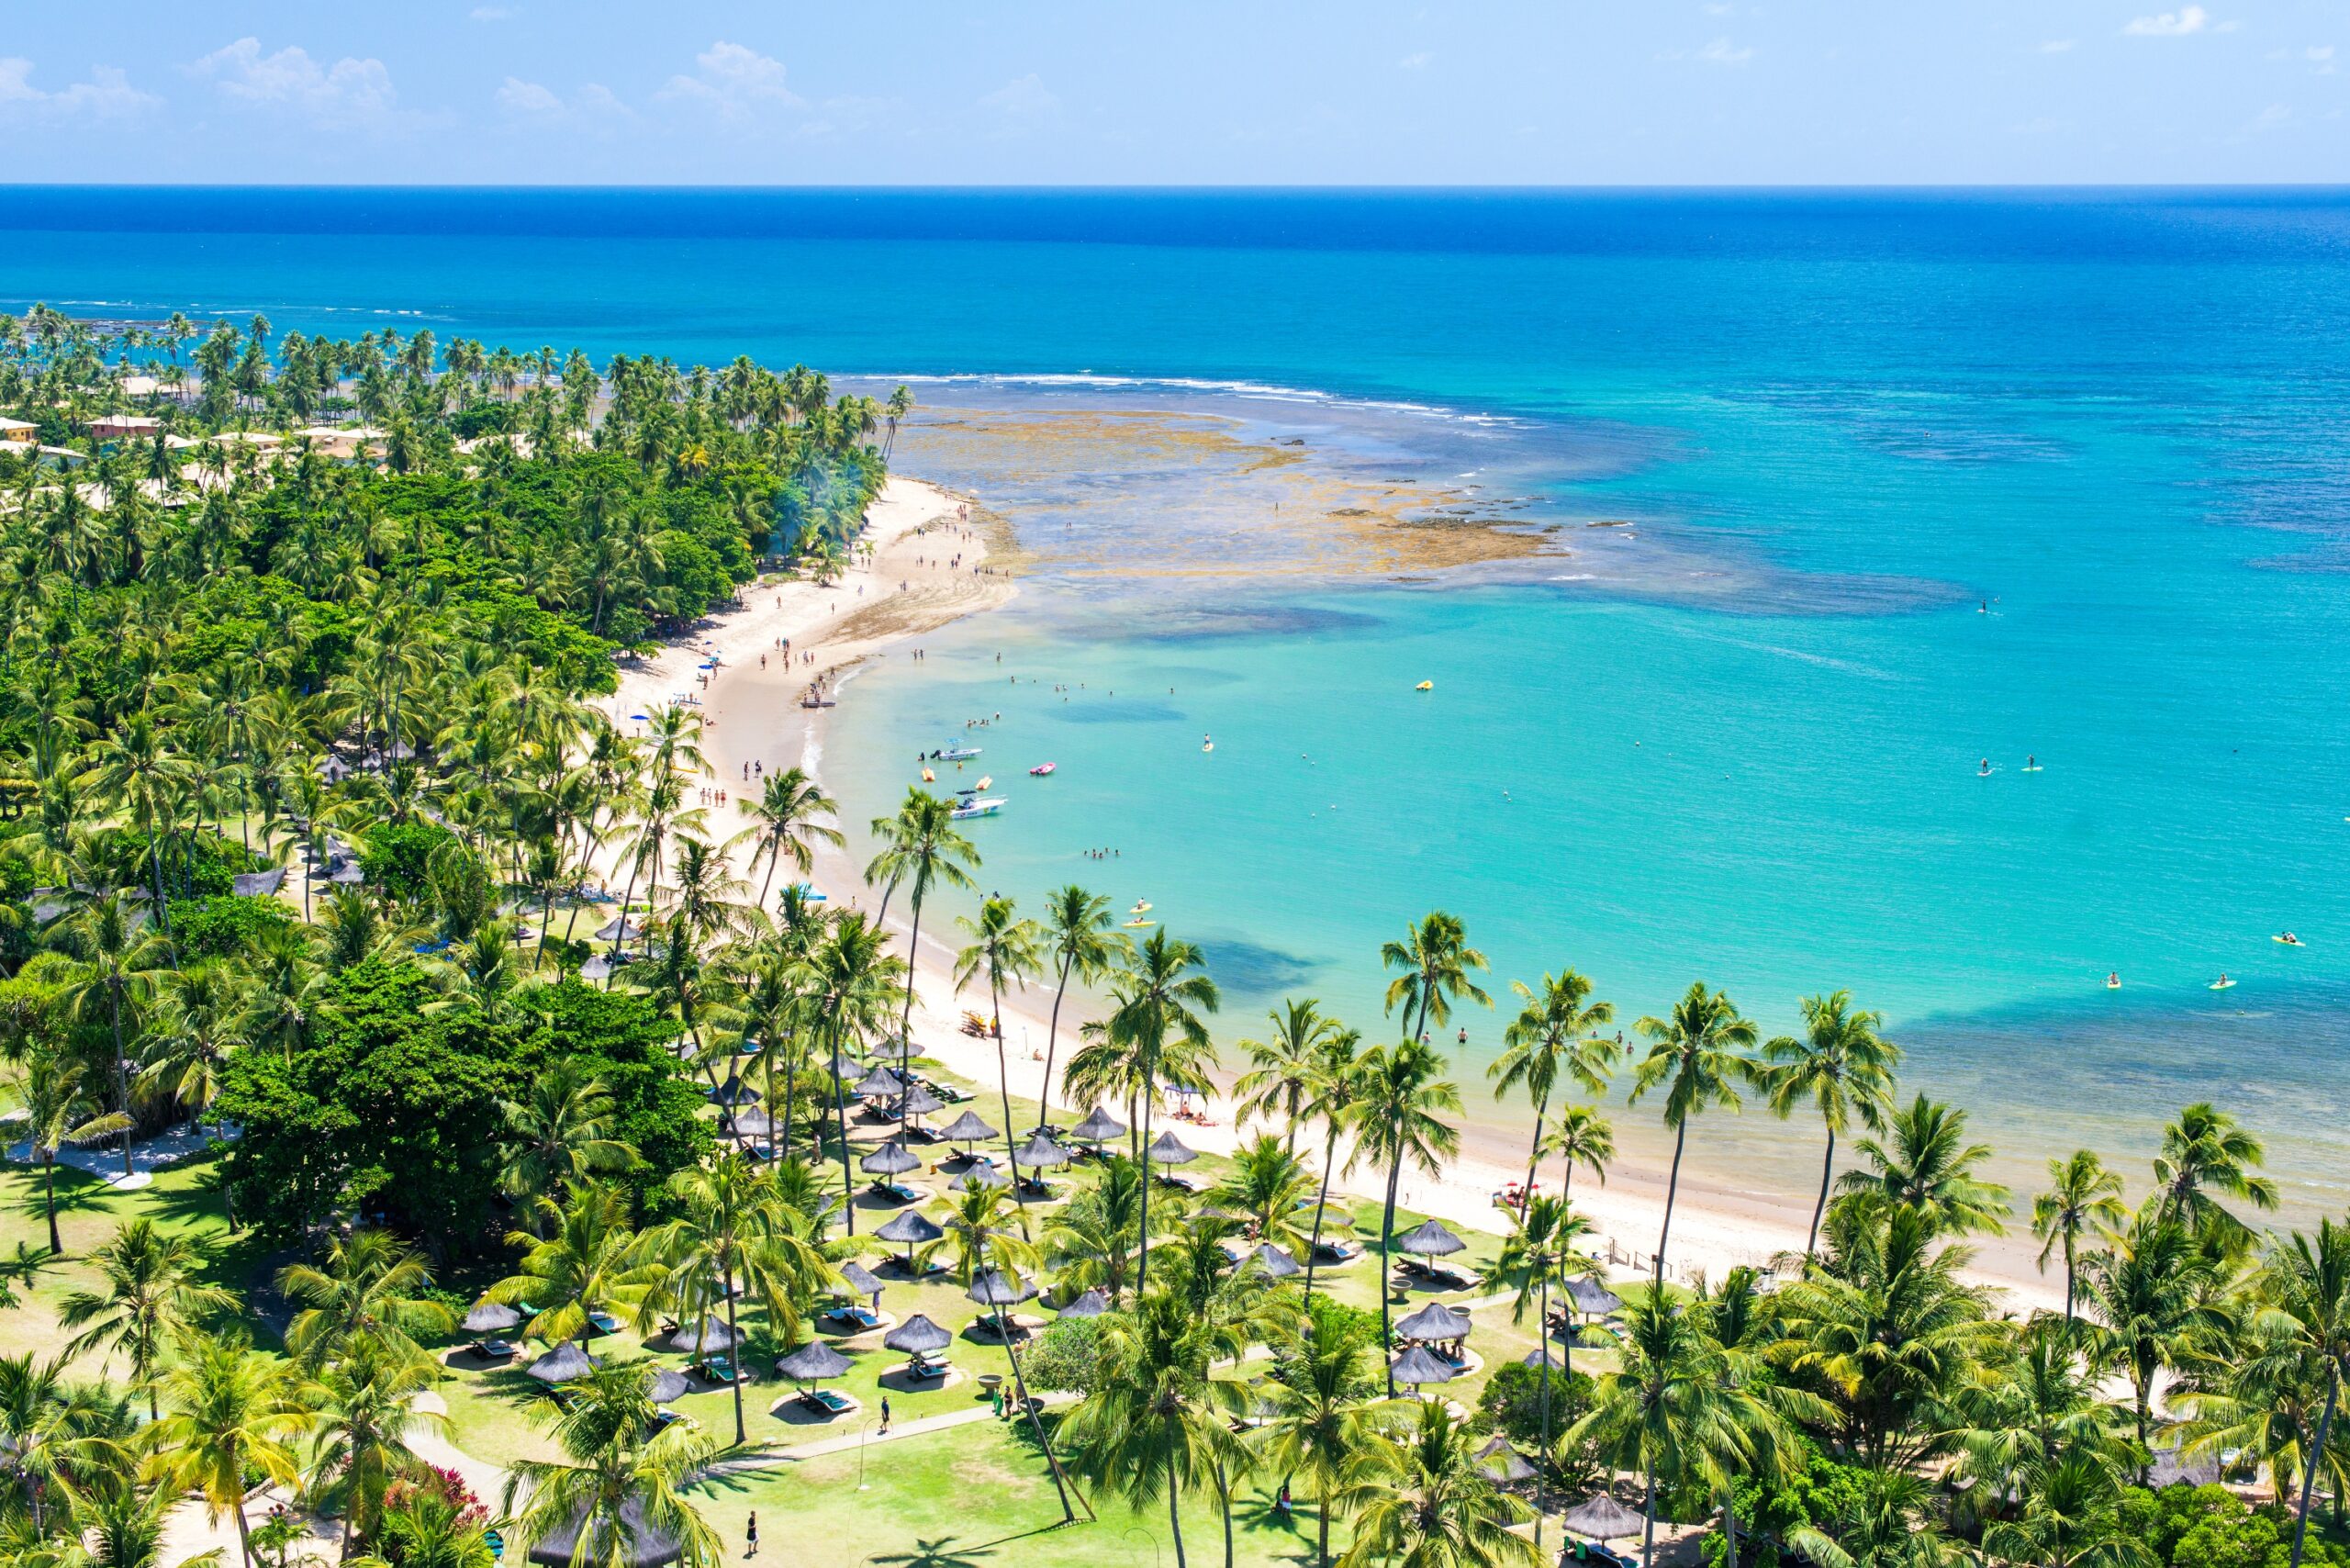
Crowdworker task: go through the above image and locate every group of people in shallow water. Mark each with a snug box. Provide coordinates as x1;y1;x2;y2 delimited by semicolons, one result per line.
1081;847;1121;859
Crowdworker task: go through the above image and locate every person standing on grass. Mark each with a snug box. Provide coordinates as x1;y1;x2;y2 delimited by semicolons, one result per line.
745;1515;758;1558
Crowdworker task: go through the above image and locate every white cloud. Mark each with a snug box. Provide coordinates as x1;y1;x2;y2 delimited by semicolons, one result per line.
496;77;561;114
188;38;397;126
2123;6;2209;36
1696;36;1754;64
1398;51;1432;69
0;59;160;121
2040;39;2077;52
2309;44;2336;60
2248;101;2291;129
656;41;802;121
979;73;1058;123
469;6;512;19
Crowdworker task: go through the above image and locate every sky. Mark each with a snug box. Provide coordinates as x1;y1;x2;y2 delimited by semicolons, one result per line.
0;1;2344;185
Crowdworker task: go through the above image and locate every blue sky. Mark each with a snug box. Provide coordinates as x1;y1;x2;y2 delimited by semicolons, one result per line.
1;2;2343;184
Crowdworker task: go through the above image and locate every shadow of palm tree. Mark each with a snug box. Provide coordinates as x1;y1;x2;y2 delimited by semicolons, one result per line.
867;1537;998;1568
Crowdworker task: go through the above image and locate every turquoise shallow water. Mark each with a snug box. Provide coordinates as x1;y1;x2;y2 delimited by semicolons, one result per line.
6;187;2348;1211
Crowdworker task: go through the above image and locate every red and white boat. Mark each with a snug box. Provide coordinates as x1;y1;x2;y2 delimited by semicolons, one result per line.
1029;762;1057;776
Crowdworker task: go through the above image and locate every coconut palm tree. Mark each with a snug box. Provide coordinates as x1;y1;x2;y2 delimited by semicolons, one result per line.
14;1045;129;1253
1205;1136;1321;1261
1046;1155;1147;1305
138;961;252;1135
726;766;840;912
1494;1193;1596;1546
1761;991;1900;1267
1300;1027;1364;1298
1784;1469;1956;1568
306;1342;447;1559
144;1330;317;1568
1628;982;1757;1288
1565;1294;1741;1568
1535;1105;1615;1207
864;786;979;1050
2153;1102;2277;1247
58;1218;237;1417
1351;1038;1461;1394
1980;1456;2153;1568
2031;1150;2128;1331
1490;969;1615;1220
498;1061;638;1224
275;1228;454;1374
954;893;1044;1230
488;1181;666;1350
802;911;907;1234
500;1362;723;1568
1098;928;1219;1294
1257;1294;1382;1568
51;891;174;1181
1837;1095;2011;1239
1035;884;1119;1135
1332;1399;1540;1568
1380;911;1490;1047
1235;998;1339;1152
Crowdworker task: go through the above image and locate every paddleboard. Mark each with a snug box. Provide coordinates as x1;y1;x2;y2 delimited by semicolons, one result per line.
2274;935;2306;946
2210;979;2236;991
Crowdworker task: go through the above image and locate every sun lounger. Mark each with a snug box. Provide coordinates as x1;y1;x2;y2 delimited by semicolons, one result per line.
870;1180;921;1204
823;1305;882;1332
691;1356;743;1384
797;1387;856;1416
468;1338;517;1361
903;1353;950;1381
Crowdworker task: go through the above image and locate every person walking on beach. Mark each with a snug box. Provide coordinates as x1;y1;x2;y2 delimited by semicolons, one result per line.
879;1395;891;1432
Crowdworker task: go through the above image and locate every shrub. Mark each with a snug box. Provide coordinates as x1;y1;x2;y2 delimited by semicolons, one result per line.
173;894;295;959
362;820;459;902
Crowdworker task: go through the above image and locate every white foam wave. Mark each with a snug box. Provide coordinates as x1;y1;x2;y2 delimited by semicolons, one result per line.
878;370;1528;429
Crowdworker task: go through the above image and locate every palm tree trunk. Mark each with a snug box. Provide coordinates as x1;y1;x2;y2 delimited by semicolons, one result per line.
1316;1481;1331;1568
1040;956;1072;1135
724;1263;745;1444
1520;1092;1548;1226
1639;1463;1657;1568
1137;1060;1158;1295
1215;1457;1235;1568
43;1159;61;1253
992;980;1029;1241
1653;1119;1688;1289
1721;1495;1740;1568
999;1307;1078;1522
1167;1450;1188;1568
1805;1125;1835;1267
1536;1271;1551;1552
831;1020;857;1237
755;841;778;911
233;1492;257;1568
1303;1120;1342;1297
2062;1231;2077;1332
108;986;133;1180
896;891;925;1076
2289;1364;2337;1568
1379;1154;1403;1398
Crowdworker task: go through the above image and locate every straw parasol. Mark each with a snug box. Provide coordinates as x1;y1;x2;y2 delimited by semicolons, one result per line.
1478;1437;1539;1483
464;1301;520;1333
647;1369;691;1403
875;1207;944;1268
1395;1301;1473;1342
838;1260;885;1301
1013;1133;1071;1170
867;1035;920;1061
967;1268;1039;1309
950;1165;1010;1193
938;1110;999;1147
861;1139;921;1177
1252;1244;1303;1279
1070;1105;1126;1146
1395;1218;1467;1258
1389;1345;1458;1389
667;1320;738;1354
525;1343;596;1384
1522;1346;1572;1372
523;1496;682;1568
883;1314;953;1355
1561;1494;1648;1542
1058;1288;1110;1317
852;1065;905;1100
775;1340;855;1383
898;1083;948;1118
593;916;643;943
727;1108;775;1138
708;1077;758;1108
580;956;611;981
1147;1130;1197;1165
1563;1274;1623;1316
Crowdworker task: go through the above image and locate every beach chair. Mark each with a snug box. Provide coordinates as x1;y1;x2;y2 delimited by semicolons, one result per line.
691;1356;742;1384
468;1338;517;1361
904;1352;950;1381
797;1387;856;1417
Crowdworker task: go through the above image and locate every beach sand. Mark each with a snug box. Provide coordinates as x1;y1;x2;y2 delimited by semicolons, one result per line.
631;474;2061;1313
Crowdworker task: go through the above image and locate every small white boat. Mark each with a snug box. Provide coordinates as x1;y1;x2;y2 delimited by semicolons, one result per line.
928;744;981;763
951;797;1006;820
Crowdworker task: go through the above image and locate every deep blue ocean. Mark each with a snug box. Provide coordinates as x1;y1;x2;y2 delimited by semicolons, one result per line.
6;186;2348;1213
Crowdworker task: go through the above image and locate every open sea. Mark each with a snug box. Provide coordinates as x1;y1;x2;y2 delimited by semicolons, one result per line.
6;186;2348;1217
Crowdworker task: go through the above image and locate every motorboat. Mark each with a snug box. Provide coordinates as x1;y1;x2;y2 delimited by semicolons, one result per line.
950;796;1005;820
1029;762;1057;776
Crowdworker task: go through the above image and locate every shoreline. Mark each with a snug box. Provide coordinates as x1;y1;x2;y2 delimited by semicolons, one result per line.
663;474;2062;1312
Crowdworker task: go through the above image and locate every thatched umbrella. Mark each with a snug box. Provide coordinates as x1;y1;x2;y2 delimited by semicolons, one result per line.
1147;1130;1196;1165
708;1076;758;1108
861;1138;921;1178
464;1301;520;1333
867;1035;920;1062
838;1260;886;1304
1395;1218;1466;1258
1561;1494;1648;1543
593;916;643;943
937;1110;999;1158
1522;1346;1571;1372
525;1343;596;1384
852;1065;906;1101
898;1082;947;1122
875;1207;943;1270
966;1269;1039;1310
1013;1133;1071;1170
950;1165;1010;1193
647;1369;691;1404
1477;1436;1538;1483
668;1320;738;1354
882;1314;953;1355
727;1108;775;1139
1563;1274;1623;1317
775;1340;855;1384
1390;1344;1458;1392
1069;1105;1125;1148
523;1496;681;1568
580;956;611;981
1395;1301;1473;1343
1058;1288;1109;1317
1252;1244;1303;1280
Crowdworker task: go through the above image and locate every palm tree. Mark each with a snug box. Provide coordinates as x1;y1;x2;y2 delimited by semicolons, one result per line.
58;1218;237;1417
954;894;1044;1230
276;1228;455;1374
1045;1155;1146;1306
307;1342;446;1559
1332;1399;1540;1568
1035;885;1118;1134
1351;1038;1461;1394
1059;1289;1245;1568
1784;1469;1957;1568
864;786;979;1051
144;1330;317;1568
1759;991;1899;1270
52;891;173;1181
2153;1102;2277;1246
1235;998;1338;1152
1102;928;1219;1294
803;912;907;1233
1628;982;1757;1287
2031;1150;2127;1331
1494;1194;1595;1546
1205;1136;1321;1260
14;1045;129;1252
488;1181;666;1350
498;1060;637;1222
1980;1456;2153;1568
1837;1095;2011;1239
1299;1027;1364;1298
644;1151;834;1445
1565;1294;1739;1568
2213;1219;2350;1568
1490;969;1615;1220
726;766;840;912
1257;1294;1382;1568
501;1362;723;1568
2079;1207;2228;1476
1380;910;1490;1047
1535;1105;1615;1207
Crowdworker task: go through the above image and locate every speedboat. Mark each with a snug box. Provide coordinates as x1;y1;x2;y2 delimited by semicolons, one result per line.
927;744;981;763
950;796;1005;820
1029;762;1057;776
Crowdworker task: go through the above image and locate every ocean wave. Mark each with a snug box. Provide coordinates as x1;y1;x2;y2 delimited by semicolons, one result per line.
880;370;1527;428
